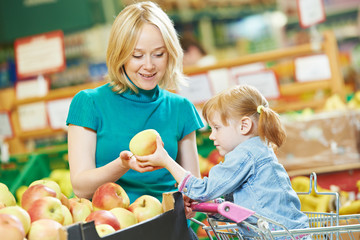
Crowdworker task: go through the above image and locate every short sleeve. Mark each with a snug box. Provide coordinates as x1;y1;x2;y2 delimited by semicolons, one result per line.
66;90;99;131
179;98;204;140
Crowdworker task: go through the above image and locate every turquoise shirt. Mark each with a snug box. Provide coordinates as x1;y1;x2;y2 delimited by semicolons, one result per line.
66;83;204;202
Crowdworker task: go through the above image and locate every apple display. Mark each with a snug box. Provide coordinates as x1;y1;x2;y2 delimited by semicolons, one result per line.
27;219;62;240
0;213;25;240
21;184;57;211
0;205;31;235
129;129;159;156
95;224;116;237
61;204;73;226
110;207;138;229
128;195;163;222
29;179;62;199
69;197;93;223
0;183;16;207
92;182;130;211
27;196;64;224
85;210;120;231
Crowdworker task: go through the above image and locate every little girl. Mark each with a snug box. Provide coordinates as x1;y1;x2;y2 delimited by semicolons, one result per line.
136;85;309;238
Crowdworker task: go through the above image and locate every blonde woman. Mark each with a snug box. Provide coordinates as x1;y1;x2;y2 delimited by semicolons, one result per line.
66;3;202;236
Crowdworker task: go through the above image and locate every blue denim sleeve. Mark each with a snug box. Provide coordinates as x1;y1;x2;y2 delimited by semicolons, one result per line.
182;150;254;202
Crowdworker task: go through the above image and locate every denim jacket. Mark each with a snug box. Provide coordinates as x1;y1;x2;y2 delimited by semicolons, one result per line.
180;136;309;231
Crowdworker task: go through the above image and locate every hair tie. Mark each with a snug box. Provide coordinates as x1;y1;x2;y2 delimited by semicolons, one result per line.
257;105;264;114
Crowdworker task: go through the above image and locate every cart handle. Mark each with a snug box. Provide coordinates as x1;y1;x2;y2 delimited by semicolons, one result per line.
191;201;255;223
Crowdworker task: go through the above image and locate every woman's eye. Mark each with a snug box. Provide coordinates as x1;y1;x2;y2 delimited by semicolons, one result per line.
133;55;142;59
154;52;164;57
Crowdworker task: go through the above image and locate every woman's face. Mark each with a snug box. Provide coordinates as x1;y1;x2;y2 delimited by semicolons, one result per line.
124;23;168;90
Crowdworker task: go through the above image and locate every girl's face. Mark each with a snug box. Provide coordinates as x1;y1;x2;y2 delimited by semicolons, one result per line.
124;23;168;90
208;113;246;156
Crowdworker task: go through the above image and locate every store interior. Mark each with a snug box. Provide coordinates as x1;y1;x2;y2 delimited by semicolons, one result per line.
0;0;360;239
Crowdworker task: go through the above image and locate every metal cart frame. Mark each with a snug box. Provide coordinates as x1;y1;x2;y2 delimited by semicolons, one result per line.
190;172;360;240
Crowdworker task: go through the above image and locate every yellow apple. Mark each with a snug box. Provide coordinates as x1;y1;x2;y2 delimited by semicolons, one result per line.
61;204;73;226
0;213;25;240
95;224;116;237
15;185;28;204
0;183;16;207
69;197;93;223
29;179;62;199
28;219;62;240
110;207;138;229
129;129;159;156
0;206;31;234
128;195;163;222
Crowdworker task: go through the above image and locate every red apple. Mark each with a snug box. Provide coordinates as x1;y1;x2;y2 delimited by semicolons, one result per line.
129;129;159;156
21;184;57;211
0;205;31;234
28;219;62;240
0;213;25;240
29;179;62;199
95;224;116;237
69;197;93;223
92;182;130;211
128;195;163;222
27;196;64;224
85;210;120;231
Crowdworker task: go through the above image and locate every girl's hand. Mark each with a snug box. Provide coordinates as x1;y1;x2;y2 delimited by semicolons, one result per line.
119;150;158;172
135;135;170;168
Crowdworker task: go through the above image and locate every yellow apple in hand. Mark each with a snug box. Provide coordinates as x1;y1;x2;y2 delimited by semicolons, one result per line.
129;129;159;156
128;195;163;222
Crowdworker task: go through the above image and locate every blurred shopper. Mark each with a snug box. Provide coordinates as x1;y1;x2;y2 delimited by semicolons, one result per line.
180;34;217;67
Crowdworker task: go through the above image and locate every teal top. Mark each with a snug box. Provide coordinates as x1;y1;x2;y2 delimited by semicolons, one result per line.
66;83;204;203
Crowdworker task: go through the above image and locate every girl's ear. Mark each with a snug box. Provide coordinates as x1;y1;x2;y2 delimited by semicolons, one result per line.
239;117;252;134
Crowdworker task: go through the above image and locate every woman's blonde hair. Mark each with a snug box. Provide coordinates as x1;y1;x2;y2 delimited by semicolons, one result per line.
202;85;286;148
105;1;186;93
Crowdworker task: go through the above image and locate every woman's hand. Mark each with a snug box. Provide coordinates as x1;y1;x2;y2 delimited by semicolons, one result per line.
119;150;159;172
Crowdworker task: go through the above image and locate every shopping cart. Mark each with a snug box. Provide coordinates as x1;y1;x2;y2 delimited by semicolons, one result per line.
190;172;360;240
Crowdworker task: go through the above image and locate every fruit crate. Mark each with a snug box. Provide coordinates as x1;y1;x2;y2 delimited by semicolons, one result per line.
6;145;69;196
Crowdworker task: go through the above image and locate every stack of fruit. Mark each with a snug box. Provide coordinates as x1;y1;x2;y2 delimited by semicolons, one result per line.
0;179;164;240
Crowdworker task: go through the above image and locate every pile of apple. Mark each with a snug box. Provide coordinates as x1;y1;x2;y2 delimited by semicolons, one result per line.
0;129;166;240
0;179;163;240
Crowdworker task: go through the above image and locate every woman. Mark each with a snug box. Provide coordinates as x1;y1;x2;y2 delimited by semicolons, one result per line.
66;1;203;223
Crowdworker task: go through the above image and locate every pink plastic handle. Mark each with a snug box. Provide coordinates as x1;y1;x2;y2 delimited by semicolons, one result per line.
191;201;255;223
191;202;218;213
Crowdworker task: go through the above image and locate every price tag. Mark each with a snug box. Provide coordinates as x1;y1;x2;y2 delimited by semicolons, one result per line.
295;54;331;82
18;102;48;131
297;0;326;28
177;74;213;104
46;98;72;130
15;75;49;100
235;70;280;100
0;111;13;139
14;30;66;79
207;68;231;94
